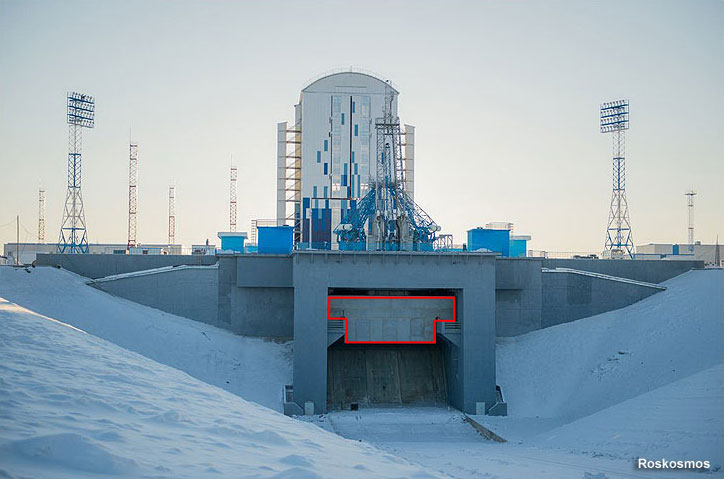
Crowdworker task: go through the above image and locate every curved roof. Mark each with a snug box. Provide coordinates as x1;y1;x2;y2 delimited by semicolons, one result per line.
301;68;398;94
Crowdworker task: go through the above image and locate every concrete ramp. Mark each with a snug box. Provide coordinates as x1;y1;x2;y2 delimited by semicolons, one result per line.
327;342;447;409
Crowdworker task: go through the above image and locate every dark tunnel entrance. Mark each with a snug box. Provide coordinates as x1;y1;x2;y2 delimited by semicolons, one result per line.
326;338;448;410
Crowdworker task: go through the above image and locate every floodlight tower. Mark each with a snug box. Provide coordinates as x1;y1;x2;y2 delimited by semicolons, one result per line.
601;99;634;259
168;185;176;245
686;190;696;252
38;188;46;243
230;165;237;232
58;92;94;254
127;142;139;250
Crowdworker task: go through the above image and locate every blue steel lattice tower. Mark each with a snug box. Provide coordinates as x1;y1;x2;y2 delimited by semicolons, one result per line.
601;99;634;259
58;92;95;254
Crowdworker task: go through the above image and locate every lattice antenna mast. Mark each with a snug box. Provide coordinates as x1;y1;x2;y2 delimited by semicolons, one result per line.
168;186;176;245
58;92;94;254
686;190;696;252
230;165;238;232
601;99;634;259
127;142;139;249
38;188;46;243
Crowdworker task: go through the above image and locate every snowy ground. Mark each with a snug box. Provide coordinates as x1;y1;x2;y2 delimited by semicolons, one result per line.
0;266;291;411
0;296;448;479
497;268;724;421
0;265;721;478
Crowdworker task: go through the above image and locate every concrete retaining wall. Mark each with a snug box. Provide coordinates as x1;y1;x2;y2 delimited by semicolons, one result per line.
217;255;294;337
541;269;665;328
89;265;218;326
542;258;703;284
495;258;543;337
37;253;217;279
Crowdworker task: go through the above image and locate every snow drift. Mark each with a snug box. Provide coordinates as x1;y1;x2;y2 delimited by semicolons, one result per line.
0;266;291;411
0;296;447;479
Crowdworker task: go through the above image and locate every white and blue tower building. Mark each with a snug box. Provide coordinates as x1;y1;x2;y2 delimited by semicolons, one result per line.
276;70;415;249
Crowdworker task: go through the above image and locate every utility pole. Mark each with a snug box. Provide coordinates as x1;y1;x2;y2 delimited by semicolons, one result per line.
16;215;19;266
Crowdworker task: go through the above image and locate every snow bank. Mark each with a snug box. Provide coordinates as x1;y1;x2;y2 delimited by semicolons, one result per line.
0;297;447;479
497;269;723;420
534;364;724;468
0;266;291;411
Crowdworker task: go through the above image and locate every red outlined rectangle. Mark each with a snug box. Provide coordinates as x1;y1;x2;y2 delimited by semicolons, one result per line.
328;295;456;344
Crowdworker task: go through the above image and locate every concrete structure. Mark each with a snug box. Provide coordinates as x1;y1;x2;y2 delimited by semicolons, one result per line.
34;251;704;417
542;258;704;284
3;242;184;265
35;253;216;279
276;70;414;249
541;268;665;329
89;265;218;327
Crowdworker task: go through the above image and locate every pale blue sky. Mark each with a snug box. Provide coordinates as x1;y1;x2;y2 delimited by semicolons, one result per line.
1;0;722;252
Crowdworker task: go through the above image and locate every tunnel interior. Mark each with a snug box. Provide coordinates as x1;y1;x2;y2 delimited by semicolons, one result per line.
327;337;454;410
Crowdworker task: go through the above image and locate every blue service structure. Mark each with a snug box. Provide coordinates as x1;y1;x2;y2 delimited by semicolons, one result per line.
218;232;247;253
468;228;511;256
258;226;294;254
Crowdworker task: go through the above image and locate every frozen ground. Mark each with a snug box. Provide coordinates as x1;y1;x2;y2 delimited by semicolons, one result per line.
497;269;724;421
0;296;448;479
0;266;291;411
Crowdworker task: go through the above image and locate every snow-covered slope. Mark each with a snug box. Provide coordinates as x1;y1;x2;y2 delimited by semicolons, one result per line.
497;269;723;420
0;297;447;479
533;363;724;468
0;266;291;411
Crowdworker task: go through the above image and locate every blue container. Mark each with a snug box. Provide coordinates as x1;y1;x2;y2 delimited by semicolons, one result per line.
258;226;294;254
218;232;247;253
467;228;510;256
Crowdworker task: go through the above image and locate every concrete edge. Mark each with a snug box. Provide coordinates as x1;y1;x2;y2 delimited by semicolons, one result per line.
542;267;667;290
88;263;219;284
463;414;507;443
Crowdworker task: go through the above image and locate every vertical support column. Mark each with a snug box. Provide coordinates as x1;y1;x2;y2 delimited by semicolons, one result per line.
276;122;288;227
460;260;497;414
403;124;415;202
292;256;329;413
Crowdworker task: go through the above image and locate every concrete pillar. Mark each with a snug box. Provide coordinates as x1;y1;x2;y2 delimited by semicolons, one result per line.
460;283;497;414
292;264;329;413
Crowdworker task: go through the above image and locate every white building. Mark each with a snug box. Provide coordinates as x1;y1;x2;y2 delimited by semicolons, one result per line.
276;69;415;248
636;242;723;266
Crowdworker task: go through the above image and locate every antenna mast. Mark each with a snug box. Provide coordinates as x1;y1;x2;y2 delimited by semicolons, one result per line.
168;185;176;245
230;165;237;232
38;188;46;243
127;142;139;250
686;190;696;252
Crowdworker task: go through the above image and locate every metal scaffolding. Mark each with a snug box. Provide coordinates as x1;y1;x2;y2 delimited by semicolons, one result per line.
58;92;94;254
127;142;139;249
168;185;176;245
335;87;439;251
601;99;634;259
686;190;697;252
276;118;302;243
230;165;238;232
38;188;46;243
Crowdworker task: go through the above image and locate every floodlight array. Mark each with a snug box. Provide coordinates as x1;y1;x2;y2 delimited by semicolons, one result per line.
67;92;95;128
600;99;629;133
